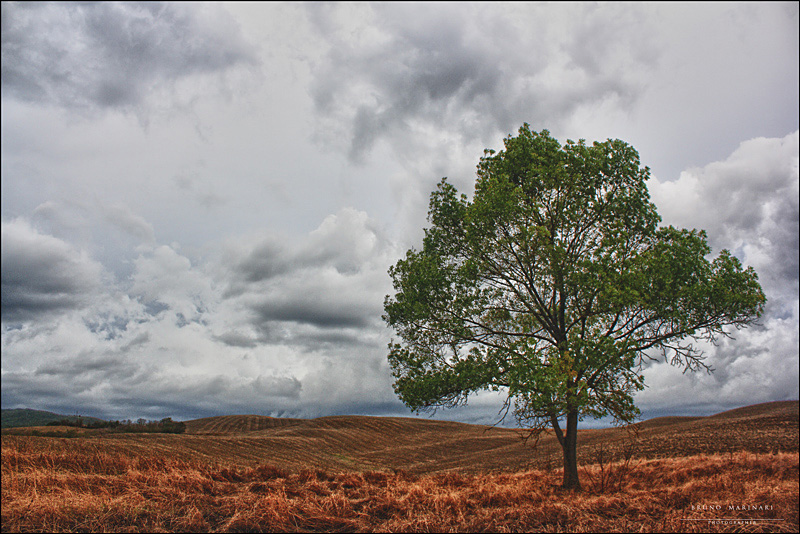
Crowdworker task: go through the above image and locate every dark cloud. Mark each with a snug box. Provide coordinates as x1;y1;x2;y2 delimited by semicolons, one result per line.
1;2;257;115
247;320;378;355
231;237;293;286
252;299;372;329
1;219;105;322
1;365;304;421
221;209;392;342
306;3;658;162
227;209;386;291
214;330;259;349
36;353;139;383
243;271;386;344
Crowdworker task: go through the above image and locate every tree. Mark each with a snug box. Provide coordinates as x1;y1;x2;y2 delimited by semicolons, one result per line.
383;124;766;490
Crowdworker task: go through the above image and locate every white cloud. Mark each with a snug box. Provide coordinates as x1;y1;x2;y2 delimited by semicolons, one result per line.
638;131;800;416
129;244;213;321
1;3;796;424
650;131;799;315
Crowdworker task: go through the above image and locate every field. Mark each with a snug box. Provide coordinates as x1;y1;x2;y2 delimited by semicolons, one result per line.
2;401;798;532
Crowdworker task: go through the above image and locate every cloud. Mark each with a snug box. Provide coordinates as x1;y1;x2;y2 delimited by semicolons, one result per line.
101;203;156;245
1;219;106;322
2;3;794;427
638;131;800;415
1;360;304;421
221;208;396;345
0;207;406;421
213;330;259;349
228;209;388;287
649;131;799;315
306;3;658;163
1;2;258;118
129;244;214;321
32;200;156;247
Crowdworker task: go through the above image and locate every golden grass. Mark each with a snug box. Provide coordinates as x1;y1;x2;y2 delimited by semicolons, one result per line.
2;437;797;533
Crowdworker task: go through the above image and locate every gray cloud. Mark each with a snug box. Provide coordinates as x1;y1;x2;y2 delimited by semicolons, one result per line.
0;207;402;422
1;219;105;322
228;209;387;290
649;131;799;317
252;298;373;330
221;209;393;342
100;203;156;245
307;3;658;162
213;330;259;349
638;131;800;414
1;3;795;427
1;2;257;116
1;363;303;421
36;353;140;384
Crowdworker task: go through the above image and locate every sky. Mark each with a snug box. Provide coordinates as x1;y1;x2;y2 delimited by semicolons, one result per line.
1;2;798;426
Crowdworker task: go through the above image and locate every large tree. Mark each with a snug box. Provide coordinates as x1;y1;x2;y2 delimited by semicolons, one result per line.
383;124;766;490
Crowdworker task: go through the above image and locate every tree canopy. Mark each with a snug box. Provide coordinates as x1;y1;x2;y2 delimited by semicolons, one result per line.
383;124;766;489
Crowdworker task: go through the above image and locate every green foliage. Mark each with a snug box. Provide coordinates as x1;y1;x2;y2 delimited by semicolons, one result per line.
4;412;186;434
89;417;187;434
384;124;766;433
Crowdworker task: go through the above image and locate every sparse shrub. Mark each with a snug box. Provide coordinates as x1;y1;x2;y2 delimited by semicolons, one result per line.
582;441;639;493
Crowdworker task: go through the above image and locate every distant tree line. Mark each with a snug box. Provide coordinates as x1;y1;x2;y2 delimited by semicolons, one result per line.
46;417;186;434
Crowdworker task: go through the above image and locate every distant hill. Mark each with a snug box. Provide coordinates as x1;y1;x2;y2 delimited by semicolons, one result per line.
171;400;798;474
1;409;105;429
0;401;796;475
183;414;305;434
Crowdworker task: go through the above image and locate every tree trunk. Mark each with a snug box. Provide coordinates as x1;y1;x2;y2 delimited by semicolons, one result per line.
561;409;581;490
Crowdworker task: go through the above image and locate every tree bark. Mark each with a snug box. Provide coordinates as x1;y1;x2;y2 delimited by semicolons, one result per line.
560;409;581;490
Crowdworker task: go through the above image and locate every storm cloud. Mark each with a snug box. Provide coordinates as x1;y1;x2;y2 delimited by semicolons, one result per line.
1;2;257;116
1;3;797;424
1;219;105;322
307;3;658;162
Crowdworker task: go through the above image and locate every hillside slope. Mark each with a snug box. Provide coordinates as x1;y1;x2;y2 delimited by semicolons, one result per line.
183;400;800;472
2;401;796;475
1;409;105;429
9;400;787;475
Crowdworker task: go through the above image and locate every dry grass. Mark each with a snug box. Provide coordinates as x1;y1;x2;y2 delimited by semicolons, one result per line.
2;438;797;533
2;401;797;532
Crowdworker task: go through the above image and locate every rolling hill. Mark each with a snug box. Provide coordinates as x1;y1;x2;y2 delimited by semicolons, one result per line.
5;400;793;476
173;400;799;474
2;400;797;532
0;408;105;429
